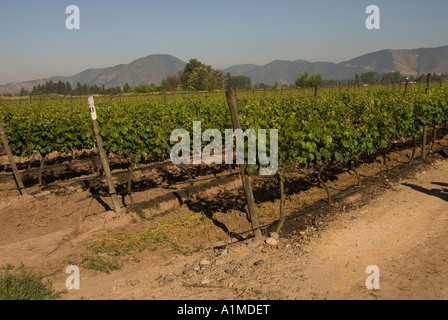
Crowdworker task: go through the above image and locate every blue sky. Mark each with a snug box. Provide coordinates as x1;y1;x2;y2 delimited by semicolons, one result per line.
1;0;447;85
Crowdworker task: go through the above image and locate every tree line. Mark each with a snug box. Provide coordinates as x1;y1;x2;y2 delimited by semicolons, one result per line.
14;60;448;97
294;71;448;88
16;59;252;96
19;80;129;97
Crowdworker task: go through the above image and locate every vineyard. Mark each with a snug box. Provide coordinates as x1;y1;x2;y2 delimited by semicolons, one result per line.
1;83;448;235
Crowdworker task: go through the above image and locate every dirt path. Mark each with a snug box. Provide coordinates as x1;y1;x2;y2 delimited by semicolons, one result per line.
56;160;448;300
1;152;448;300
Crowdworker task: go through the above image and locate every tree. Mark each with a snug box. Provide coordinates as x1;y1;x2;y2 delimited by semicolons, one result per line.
226;73;252;90
56;80;67;95
254;82;271;89
65;82;73;94
123;83;131;93
19;88;29;97
161;74;182;91
180;59;227;91
82;83;89;95
381;71;401;84
360;71;381;85
295;71;322;88
132;84;160;93
74;82;82;95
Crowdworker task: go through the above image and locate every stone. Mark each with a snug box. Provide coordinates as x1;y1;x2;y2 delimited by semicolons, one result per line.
265;237;278;246
200;264;210;270
200;279;210;285
183;268;195;276
200;259;211;266
159;279;169;286
269;232;280;240
254;259;265;266
247;242;258;249
215;258;224;266
165;274;177;281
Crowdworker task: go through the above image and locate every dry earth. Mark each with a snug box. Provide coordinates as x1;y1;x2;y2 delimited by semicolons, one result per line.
0;141;448;301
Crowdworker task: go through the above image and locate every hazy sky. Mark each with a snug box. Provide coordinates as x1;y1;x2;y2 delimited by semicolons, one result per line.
1;0;447;85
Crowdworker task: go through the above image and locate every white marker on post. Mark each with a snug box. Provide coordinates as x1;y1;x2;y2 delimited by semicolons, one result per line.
88;95;97;120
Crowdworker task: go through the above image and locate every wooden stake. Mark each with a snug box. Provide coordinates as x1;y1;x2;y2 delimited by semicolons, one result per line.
88;96;121;214
127;161;135;207
422;73;431;159
275;175;285;233
404;78;409;97
38;154;46;187
0;121;27;195
421;126;428;159
338;82;342;101
425;73;431;94
226;89;262;239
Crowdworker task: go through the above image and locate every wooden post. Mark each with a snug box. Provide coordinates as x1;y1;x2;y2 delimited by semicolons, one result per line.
225;89;262;239
88;96;121;214
404;78;409;97
338;82;342;100
0;122;27;195
421;74;432;159
275;175;285;233
421;126;428;159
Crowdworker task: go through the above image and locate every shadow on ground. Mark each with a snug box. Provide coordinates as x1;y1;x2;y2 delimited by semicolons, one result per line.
402;182;448;202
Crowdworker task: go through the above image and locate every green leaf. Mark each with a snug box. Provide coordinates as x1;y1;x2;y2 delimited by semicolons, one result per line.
246;164;258;174
111;131;119;139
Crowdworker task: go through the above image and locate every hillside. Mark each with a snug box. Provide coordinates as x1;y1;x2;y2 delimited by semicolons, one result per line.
229;45;448;86
236;60;366;86
222;64;260;76
0;55;186;95
340;45;448;76
1;45;448;94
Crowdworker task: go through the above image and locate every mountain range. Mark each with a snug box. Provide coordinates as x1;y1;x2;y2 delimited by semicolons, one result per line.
223;45;448;86
1;45;448;94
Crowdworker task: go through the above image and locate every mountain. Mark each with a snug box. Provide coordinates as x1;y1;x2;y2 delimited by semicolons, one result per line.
2;45;448;94
236;60;366;86
222;64;260;76
340;45;448;76
226;45;448;86
0;54;186;95
64;54;187;87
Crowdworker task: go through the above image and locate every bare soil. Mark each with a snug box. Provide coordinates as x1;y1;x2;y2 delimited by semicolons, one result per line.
1;136;448;300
